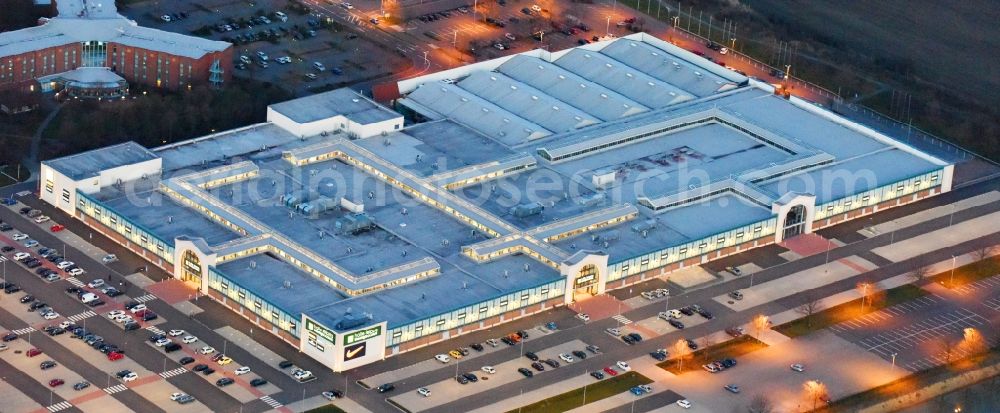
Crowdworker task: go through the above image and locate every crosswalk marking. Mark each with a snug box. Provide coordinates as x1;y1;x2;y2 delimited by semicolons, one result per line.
65;277;85;288
612;315;632;325
11;326;36;335
260;395;283;408
132;293;157;303
146;326;165;335
47;401;72;412
67;310;97;322
159;367;188;378
104;384;128;394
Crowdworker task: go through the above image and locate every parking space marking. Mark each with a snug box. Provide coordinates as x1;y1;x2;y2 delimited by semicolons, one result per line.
260;395;283;408
832;294;943;331
146;326;166;335
65;277;85;288
104;384;128;394
983;296;1000;312
67;310;97;322
11;326;36;335
863;308;988;356
47;401;73;412
159;367;188;378
953;274;1000;295
132;293;157;303
612;315;632;325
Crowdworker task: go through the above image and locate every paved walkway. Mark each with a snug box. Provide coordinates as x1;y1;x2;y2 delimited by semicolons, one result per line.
872;210;1000;262
570;294;630;322
860;190;1000;238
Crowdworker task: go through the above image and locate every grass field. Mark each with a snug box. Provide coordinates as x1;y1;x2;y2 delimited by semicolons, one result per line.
657;335;768;374
504;371;653;413
775;284;929;338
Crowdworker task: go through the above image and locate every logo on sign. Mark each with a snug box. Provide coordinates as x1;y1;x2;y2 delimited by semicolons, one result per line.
344;342;366;361
305;319;335;343
343;325;381;345
575;274;596;286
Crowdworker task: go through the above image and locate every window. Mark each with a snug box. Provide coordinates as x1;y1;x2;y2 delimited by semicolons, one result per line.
479;307;488;313
289;322;296;330
436;319;446;326
499;299;509;307
254;300;262;309
272;311;279;319
457;312;466;319
237;291;246;300
393;331;402;338
521;293;529;300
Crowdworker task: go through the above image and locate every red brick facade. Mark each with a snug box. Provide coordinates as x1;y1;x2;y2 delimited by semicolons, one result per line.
0;42;232;92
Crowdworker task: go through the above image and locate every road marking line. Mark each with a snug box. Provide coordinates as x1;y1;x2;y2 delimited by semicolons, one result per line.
104;384;128;394
67;310;97;322
146;326;165;335
65;277;85;288
159;367;188;378
47;401;72;412
612;315;632;325
11;326;36;335
133;293;157;303
260;395;283;408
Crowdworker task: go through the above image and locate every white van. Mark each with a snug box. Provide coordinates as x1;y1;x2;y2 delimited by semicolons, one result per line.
80;293;99;304
274;11;288;22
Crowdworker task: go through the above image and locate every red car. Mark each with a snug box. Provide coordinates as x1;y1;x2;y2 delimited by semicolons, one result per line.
27;348;43;357
49;379;65;387
603;366;618;376
107;351;124;361
50;224;65;232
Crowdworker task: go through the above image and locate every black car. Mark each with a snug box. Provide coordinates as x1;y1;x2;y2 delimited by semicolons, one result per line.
530;362;545;371
4;285;21;294
40;360;57;369
73;382;91;391
35;267;49;275
19;207;31;214
141;312;158;321
29;302;48;311
24;260;41;268
0;224;11;232
178;356;195;365
47;327;65;336
250;378;268;387
463;372;478;382
0;246;13;252
572;350;587;360
377;383;395;393
202;367;216;375
278;360;294;369
115;370;133;379
216;377;234;387
2;332;17;342
650;351;668;361
518;367;533;377
124;322;141;331
164;343;182;353
19;295;34;303
590;371;605;379
148;334;166;343
103;287;123;297
87;299;105;307
516;330;529;339
501;336;514;346
66;287;82;295
697;309;714;319
543;359;560;368
524;351;539;361
669;319;685;329
455;375;469;384
679;307;695;316
47;255;63;263
622;335;635;345
192;364;208;372
686;339;698;350
628;332;643;342
470;343;484;352
124;301;142;310
721;358;737;368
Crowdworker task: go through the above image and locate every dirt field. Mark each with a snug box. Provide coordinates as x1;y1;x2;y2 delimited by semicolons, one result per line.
745;0;1000;108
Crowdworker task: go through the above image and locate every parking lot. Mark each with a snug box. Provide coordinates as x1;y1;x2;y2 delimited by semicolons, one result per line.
117;0;410;94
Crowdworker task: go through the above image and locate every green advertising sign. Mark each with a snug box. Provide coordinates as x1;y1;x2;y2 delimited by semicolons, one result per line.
343;325;381;345
305;319;335;343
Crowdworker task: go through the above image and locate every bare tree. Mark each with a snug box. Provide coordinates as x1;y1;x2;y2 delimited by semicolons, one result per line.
747;393;774;413
751;314;770;340
909;265;932;283
672;338;693;372
936;336;957;364
795;289;825;327
973;246;998;275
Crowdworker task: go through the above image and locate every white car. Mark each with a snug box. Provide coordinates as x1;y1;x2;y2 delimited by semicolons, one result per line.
481;365;496;374
12;233;28;241
790;363;805;372
417;387;431;397
504;33;516;41
182;335;198;344
24;240;38;248
128;304;147;314
170;392;188;401
43;312;60;320
87;279;104;288
616;361;630;371
434;354;450;363
313;62;326;71
676;399;692;409
559;353;574;363
199;346;215;355
234;366;251;375
57;261;74;270
168;329;185;337
59;321;73;329
341;2;354;9
576;313;590;322
121;372;138;382
531;4;542;12
256;51;268;61
155;338;171;347
606;327;621;336
113;314;132;323
276;56;292;64
0;343;8;351
34;216;50;223
160;15;172;22
13;252;30;260
106;310;123;318
68;268;85;276
102;254;118;264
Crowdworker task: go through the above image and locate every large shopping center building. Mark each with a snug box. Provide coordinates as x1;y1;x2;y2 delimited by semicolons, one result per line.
39;33;952;372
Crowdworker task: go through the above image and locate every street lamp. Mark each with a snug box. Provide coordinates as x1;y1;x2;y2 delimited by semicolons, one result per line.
730;37;736;49
949;254;957;286
606;16;611;35
891;352;897;369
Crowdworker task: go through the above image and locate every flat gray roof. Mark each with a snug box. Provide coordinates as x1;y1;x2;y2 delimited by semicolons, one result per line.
268;88;400;125
44;141;158;180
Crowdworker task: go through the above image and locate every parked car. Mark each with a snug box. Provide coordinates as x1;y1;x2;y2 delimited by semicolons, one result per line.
377;383;395;393
517;367;533;377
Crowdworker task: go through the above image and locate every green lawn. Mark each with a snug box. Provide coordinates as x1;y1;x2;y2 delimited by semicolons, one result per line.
505;371;652;413
775;284;928;338
304;405;348;413
930;255;1000;288
657;335;768;374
